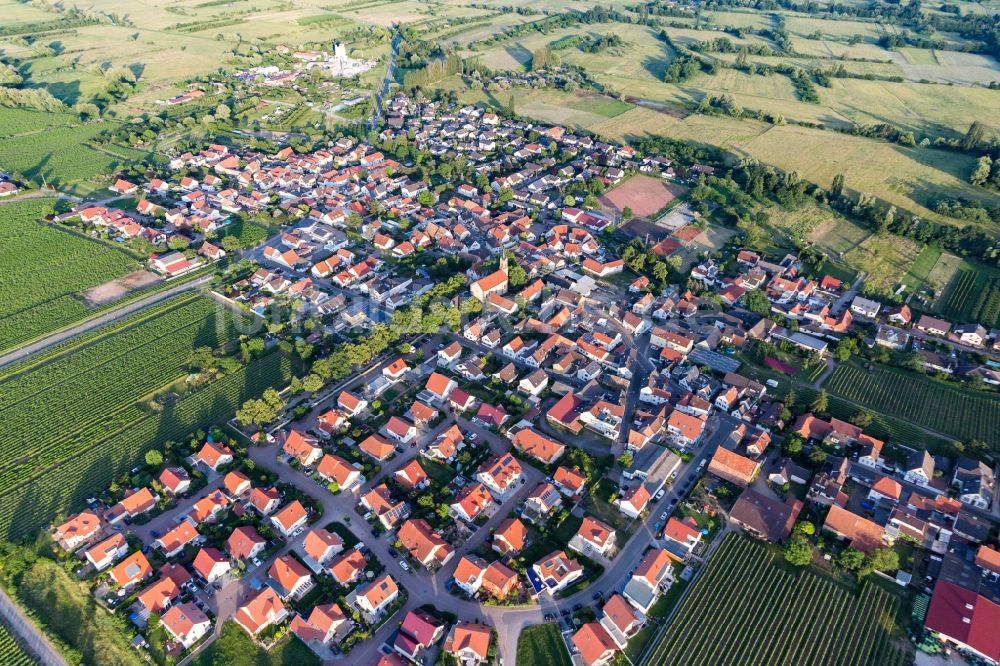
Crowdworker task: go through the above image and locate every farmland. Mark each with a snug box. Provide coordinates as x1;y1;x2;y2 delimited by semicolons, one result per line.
936;264;1000;328
647;534;906;666
0;292;272;540
0;625;36;666
826;362;1000;451
0;199;140;353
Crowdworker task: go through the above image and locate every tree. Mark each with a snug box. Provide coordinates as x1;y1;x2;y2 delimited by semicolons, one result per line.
215;104;231;121
865;547;899;574
783;536;813;566
793;521;815;536
810;389;829;414
621;207;633;222
834;337;858;362
830;173;845;199
221;235;242;252
837;547;865;572
961;120;985;152
851;409;874;428
302;374;324;393
188;346;216;371
144;450;163;467
783;434;804;455
618;451;633;468
971;156;992;187
809;448;828;465
743;289;771;316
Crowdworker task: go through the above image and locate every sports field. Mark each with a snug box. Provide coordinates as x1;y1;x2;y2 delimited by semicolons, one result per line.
599;175;684;218
647;533;908;666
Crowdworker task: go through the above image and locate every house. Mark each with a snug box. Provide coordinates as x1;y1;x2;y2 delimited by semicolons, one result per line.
84;534;129;571
394;610;445;662
868;476;903;504
569;517;617;558
302;528;344;565
707;447;760;487
616;485;651;520
385;416;417;445
55;511;102;550
600;594;645;648
438;341;463;366
249;487;282;516
159;467;192;496
511;428;566;465
359;434;396;461
623;548;673;613
493;517;528;555
768;459;810;487
728;488;802;542
523;482;562;523
394;459;429;490
425;425;464;462
269;555;315;600
916;314;951;337
337;390;368;416
662;517;702;562
323;541;364;583
904;450;935;486
665;410;706;448
850;296;881;319
271;500;308;537
453;555;488;596
532;550;584;594
195;441;234;470
822;505;888;553
954;457;995;510
476;453;524;500
352;574;399;618
317;454;364;491
553;466;587;499
426;372;458;401
360;484;410;530
572;622;618;666
954;323;988;347
481;560;520;599
136;576;181;616
924;580;1000;665
227;525;266;561
223;471;252;497
161;602;211;649
317;409;347;437
398;519;454;569
156;521;199;558
111;551;153;589
443;622;492;665
282;430;323;466
451;482;495;523
235;587;288;636
886;304;912;326
518;369;549;396
291;603;350;649
192;547;231;583
383;358;408;381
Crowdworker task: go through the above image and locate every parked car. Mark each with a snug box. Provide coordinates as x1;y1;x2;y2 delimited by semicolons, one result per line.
399;560;410;572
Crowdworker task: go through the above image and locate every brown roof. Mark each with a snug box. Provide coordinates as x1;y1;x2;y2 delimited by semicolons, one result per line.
823;505;885;553
708;448;760;486
573;622;617;666
729;488;802;542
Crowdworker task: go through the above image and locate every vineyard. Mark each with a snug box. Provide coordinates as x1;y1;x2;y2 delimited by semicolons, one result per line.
0;623;37;666
826;362;1000;451
937;268;1000;327
0;348;292;541
646;534;907;666
0;199;139;353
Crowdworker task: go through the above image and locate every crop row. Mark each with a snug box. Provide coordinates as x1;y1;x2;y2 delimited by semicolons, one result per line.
827;363;1000;450
0;624;36;666
0;297;247;483
939;268;979;321
646;534;903;666
0;351;292;542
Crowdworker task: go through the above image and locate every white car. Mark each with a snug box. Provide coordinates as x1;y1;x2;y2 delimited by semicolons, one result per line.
251;557;262;568
399;560;410;572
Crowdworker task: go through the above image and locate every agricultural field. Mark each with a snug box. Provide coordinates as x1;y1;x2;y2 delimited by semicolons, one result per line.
647;534;907;666
843;234;922;299
0;199;142;353
0;292;274;541
826;362;1000;451
516;624;572;666
0;625;37;666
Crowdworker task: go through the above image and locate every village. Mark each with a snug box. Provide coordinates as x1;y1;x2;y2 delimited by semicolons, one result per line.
38;92;1000;666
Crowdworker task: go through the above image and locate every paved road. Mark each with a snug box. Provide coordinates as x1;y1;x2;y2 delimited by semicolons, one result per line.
0;587;68;666
0;275;212;369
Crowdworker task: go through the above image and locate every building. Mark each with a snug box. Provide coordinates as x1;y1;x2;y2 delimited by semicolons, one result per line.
290;603;350;650
707;447;761;487
568;517;617;558
394;609;445;662
235;587;288;636
572;622;618;666
623;548;673;613
822;505;889;554
662;517;701;562
443;622;492;665
532;550;584;594
398;519;454;569
600;594;645;648
55;511;102;550
271;500;308;537
924;580;1000;664
728;488;802;542
268;555;315;600
352;574;399;619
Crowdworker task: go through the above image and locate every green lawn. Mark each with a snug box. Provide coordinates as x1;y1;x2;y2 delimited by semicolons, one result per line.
517;624;572;666
193;622;319;666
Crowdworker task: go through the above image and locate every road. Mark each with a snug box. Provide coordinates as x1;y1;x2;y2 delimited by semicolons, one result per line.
367;30;401;132
0;275;212;369
0;586;68;666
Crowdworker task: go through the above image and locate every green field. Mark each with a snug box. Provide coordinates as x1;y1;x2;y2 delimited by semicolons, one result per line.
193;621;318;666
826;362;1000;450
516;624;572;666
647;534;907;666
0;199;140;352
0;293;289;541
0;624;36;666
